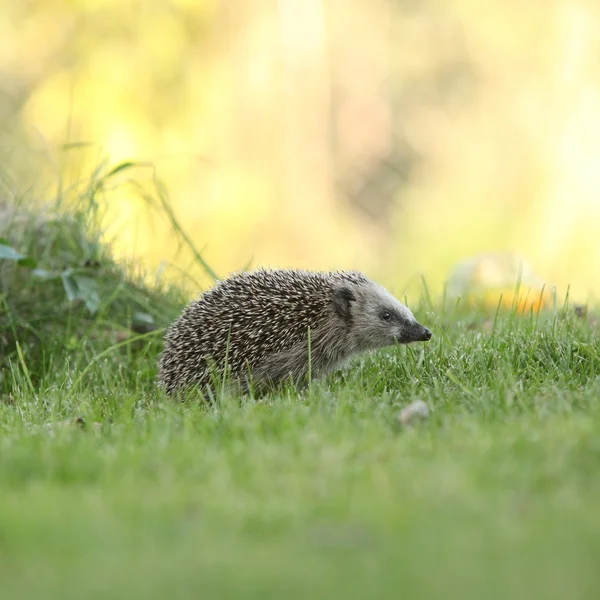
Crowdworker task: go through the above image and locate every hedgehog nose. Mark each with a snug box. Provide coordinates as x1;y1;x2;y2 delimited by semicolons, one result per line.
422;327;432;341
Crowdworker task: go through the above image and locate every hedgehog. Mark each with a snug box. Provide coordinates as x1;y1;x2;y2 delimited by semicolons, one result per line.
158;268;432;397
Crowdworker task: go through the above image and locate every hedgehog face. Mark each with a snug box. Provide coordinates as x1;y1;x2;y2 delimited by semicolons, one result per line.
333;281;432;351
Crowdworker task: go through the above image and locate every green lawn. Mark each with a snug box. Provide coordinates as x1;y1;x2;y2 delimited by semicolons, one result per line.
1;301;599;600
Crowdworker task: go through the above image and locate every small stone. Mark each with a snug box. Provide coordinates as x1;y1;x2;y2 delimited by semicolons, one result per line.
399;400;430;427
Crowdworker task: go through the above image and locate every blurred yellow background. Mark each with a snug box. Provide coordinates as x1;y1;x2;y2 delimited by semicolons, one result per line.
2;0;599;304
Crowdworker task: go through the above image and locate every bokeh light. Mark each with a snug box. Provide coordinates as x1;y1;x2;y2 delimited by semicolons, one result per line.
2;0;599;304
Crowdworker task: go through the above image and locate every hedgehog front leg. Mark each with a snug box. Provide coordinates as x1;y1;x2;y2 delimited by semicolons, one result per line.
251;343;309;390
251;330;347;394
251;337;327;392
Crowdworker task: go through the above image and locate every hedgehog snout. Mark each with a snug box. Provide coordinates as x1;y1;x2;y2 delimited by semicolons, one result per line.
396;321;433;344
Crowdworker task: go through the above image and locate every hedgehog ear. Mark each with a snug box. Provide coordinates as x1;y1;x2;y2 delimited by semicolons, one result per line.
332;285;356;321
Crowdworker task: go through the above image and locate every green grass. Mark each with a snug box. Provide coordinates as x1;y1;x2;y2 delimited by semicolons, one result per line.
1;164;600;599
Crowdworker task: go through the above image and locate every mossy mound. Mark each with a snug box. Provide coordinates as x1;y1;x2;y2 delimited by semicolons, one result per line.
0;164;195;394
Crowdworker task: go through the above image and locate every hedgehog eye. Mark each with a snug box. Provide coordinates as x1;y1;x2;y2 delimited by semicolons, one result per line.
380;311;392;322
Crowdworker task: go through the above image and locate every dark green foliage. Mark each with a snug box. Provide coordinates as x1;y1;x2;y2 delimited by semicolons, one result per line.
0;162;192;393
